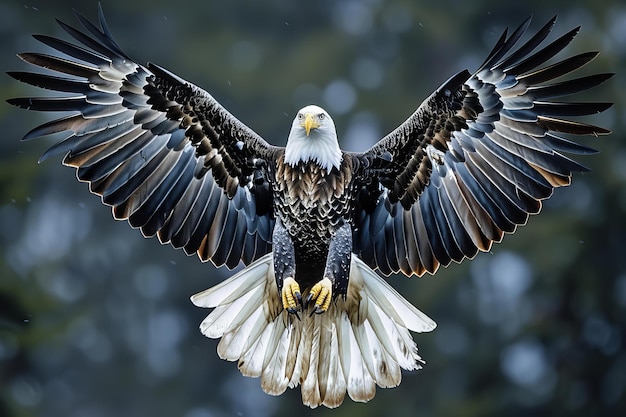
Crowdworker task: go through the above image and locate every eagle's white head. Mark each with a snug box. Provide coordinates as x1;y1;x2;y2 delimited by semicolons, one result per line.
284;105;342;171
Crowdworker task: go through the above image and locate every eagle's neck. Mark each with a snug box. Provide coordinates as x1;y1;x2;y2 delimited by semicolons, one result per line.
284;127;342;172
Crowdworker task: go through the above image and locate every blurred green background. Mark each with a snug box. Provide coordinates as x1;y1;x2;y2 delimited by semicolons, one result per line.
0;0;624;416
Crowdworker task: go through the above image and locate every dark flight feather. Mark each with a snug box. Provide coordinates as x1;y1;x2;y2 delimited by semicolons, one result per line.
354;16;612;277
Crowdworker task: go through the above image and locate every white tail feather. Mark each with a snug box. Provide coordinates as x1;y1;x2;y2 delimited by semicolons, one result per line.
191;254;436;408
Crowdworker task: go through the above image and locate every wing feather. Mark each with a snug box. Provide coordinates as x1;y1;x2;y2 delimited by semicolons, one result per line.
9;7;279;268
136;150;197;236
411;203;437;274
167;175;213;248
355;16;612;276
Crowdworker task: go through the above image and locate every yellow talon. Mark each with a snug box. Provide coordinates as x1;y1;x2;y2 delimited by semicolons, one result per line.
281;277;302;316
306;277;333;314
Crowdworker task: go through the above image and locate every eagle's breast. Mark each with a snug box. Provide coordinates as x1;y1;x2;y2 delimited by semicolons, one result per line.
274;154;355;241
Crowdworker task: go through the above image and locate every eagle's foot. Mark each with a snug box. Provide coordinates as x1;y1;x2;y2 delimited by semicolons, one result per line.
305;277;332;315
281;277;302;318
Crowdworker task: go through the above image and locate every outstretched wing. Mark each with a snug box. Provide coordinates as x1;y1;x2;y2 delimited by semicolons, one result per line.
354;16;612;277
8;5;279;268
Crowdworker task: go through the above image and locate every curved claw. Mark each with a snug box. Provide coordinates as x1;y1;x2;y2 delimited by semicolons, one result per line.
310;304;326;316
281;277;302;318
306;277;332;314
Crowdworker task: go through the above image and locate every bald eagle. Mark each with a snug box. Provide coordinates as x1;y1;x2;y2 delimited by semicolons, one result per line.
8;5;612;408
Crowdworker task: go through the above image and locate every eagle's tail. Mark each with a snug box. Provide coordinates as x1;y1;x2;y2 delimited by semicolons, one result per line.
191;254;436;408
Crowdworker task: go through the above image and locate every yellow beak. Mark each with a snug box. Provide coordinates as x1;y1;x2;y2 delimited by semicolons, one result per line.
303;114;319;136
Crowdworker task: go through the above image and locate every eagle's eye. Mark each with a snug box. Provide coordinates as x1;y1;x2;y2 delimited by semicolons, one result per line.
318;113;325;120
297;113;304;120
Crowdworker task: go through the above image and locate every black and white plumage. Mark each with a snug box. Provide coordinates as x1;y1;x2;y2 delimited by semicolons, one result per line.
8;6;612;408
